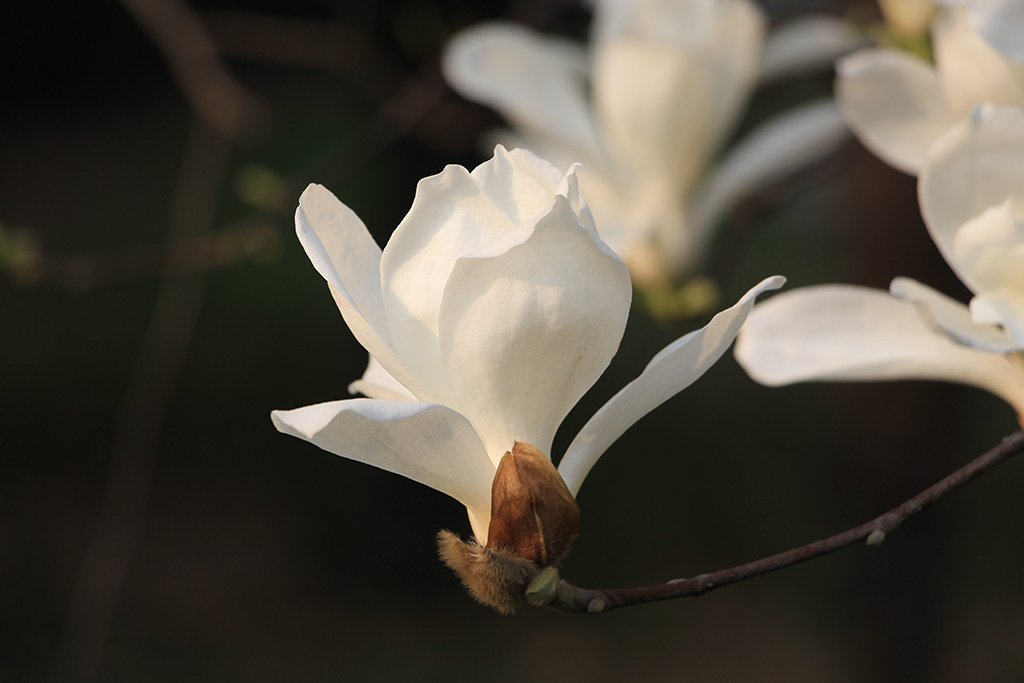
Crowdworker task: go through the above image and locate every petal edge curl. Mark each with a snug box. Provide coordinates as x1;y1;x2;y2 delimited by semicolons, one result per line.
272;399;495;540
559;276;785;496
835;48;957;175
734;284;1024;413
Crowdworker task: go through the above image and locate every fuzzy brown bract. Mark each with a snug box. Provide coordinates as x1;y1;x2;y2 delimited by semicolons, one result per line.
437;531;540;614
438;442;580;613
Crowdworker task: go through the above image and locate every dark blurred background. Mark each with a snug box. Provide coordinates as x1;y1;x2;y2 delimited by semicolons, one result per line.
2;0;1023;681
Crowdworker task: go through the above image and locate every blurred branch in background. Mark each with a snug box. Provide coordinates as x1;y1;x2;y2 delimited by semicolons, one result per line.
205;11;404;84
2;2;582;297
51;117;231;683
44;1;489;679
50;0;256;679
1;220;278;291
118;0;266;139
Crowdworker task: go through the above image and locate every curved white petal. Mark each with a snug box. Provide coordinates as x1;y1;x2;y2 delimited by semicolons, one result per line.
951;199;1024;294
593;0;763;190
472;146;597;234
379;162;518;404
891;276;1017;351
296;184;436;402
919;104;1024;289
688;99;850;250
442;22;604;165
592;0;719;46
271;399;495;541
438;196;632;464
296;184;386;332
470;146;564;225
970;290;1024;348
835;48;958;174
733;284;1024;413
559;276;785;496
348;355;417;401
933;7;1024;114
593;40;710;186
758;15;867;84
969;0;1024;61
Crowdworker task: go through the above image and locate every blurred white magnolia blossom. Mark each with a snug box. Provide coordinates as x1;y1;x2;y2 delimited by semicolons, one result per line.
271;145;783;542
443;0;859;286
837;3;1024;174
735;105;1024;418
934;0;1024;61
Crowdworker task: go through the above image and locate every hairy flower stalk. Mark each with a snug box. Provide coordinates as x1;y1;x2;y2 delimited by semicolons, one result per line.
272;146;782;612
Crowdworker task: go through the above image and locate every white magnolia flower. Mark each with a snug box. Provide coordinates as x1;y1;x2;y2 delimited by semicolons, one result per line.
735;105;1024;419
837;4;1024;174
272;145;784;549
934;0;1024;61
443;0;858;285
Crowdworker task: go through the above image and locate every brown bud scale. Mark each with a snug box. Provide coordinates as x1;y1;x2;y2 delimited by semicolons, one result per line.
486;441;580;567
438;442;580;613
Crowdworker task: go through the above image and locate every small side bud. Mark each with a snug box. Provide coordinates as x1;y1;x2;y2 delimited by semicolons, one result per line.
866;529;886;546
524;566;561;607
486;441;580;567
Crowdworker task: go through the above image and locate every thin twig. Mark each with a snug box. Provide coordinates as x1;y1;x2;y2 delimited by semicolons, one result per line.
118;0;265;138
539;430;1024;613
204;11;398;83
10;222;278;291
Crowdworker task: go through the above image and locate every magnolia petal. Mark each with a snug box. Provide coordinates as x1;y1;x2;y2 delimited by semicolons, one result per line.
296;184;389;339
296;185;435;402
559;276;785;496
438;196;631;464
932;7;1024;115
891;276;1017;351
592;0;719;46
970;290;1024;349
919;104;1024;288
271;399;495;541
477;133;605;239
470;146;566;227
348;355;418;401
951;199;1024;294
733;284;1024;414
379;162;518;404
688;99;850;252
969;0;1024;61
759;15;867;84
442;22;604;165
593;39;711;186
835;48;958;174
593;0;763;189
